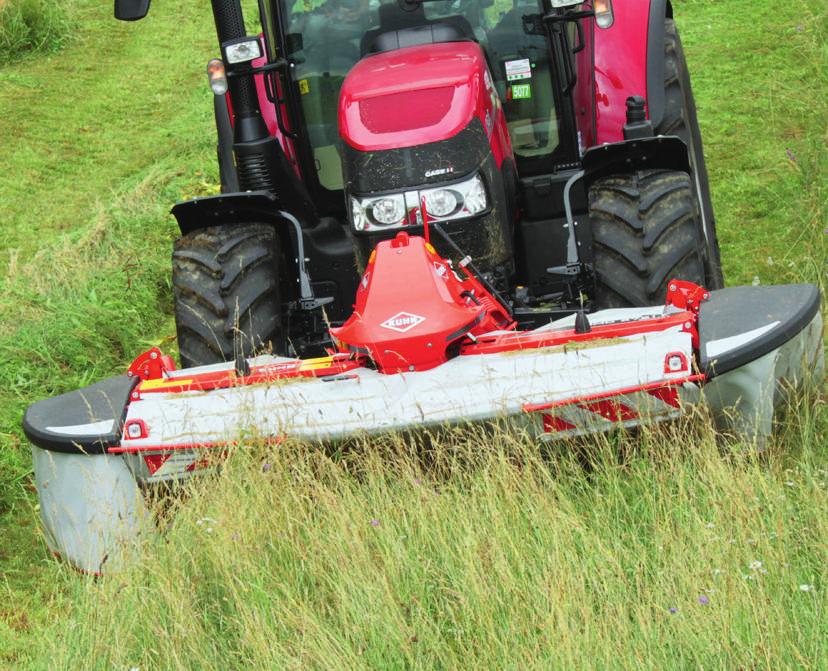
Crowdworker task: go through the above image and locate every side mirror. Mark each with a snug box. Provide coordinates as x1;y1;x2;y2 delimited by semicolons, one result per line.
285;32;303;55
114;0;151;21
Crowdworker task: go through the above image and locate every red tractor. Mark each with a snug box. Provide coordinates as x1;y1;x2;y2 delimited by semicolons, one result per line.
118;0;723;365
24;0;828;575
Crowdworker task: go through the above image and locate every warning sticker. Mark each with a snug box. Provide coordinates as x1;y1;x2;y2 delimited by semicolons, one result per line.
298;79;310;95
505;58;532;82
511;83;532;100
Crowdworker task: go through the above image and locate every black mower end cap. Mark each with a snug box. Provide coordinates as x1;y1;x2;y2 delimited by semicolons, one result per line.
23;375;137;454
699;283;821;378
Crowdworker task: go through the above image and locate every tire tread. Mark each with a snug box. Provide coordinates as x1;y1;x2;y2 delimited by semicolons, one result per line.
172;224;283;368
590;170;706;308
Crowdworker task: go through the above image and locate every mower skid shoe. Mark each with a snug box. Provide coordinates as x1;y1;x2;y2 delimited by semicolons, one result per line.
32;446;151;575
697;284;823;446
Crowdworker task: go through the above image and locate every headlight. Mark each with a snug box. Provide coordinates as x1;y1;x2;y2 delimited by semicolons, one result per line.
349;172;488;233
424;189;458;218
420;173;488;221
370;197;406;226
351;197;366;231
223;37;263;65
461;175;487;216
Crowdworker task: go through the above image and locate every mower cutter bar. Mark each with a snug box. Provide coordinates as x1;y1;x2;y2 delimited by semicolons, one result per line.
115;316;697;452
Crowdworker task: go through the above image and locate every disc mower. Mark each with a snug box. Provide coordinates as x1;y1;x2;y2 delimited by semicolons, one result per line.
22;0;823;574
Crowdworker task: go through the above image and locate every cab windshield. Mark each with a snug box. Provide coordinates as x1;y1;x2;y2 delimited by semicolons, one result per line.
282;0;561;191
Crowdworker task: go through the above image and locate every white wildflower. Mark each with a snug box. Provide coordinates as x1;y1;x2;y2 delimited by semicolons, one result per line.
749;560;762;570
752;276;761;286
799;584;815;592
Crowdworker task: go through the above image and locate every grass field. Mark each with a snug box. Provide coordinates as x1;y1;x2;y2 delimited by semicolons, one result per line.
0;0;73;64
0;0;825;668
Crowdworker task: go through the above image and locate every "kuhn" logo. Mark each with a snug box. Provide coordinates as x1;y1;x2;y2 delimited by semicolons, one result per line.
380;312;426;333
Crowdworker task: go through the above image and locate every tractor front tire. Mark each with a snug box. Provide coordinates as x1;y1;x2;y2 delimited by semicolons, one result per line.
172;224;283;368
589;169;706;309
656;18;724;289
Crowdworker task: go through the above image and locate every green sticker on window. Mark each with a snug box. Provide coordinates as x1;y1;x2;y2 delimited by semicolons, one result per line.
512;83;532;100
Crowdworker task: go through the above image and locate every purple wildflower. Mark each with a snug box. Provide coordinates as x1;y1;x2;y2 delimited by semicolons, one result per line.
668;607;678;614
698;595;710;605
262;462;272;472
786;148;797;162
370;518;380;527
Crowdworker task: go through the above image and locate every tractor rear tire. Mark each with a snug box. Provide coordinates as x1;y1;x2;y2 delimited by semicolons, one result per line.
656;18;724;289
172;224;284;368
589;169;706;309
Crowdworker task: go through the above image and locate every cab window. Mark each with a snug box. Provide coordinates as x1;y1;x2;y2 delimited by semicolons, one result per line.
283;0;562;191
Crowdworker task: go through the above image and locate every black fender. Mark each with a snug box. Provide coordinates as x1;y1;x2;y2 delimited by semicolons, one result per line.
171;191;329;310
172;190;294;237
581;135;689;189
646;0;673;129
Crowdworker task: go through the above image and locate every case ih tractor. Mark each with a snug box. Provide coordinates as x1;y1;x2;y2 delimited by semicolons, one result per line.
132;0;725;365
20;0;825;575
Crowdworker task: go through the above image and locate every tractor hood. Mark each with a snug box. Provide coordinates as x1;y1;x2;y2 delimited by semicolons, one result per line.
339;42;492;152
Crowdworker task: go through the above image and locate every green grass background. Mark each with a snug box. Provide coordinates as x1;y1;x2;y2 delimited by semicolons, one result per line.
0;0;825;668
0;0;73;64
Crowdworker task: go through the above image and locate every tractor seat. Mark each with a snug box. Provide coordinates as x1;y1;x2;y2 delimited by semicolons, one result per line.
363;22;471;55
361;3;476;56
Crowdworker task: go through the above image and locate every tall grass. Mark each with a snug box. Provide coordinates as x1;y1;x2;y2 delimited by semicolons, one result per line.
0;0;72;63
33;401;827;670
